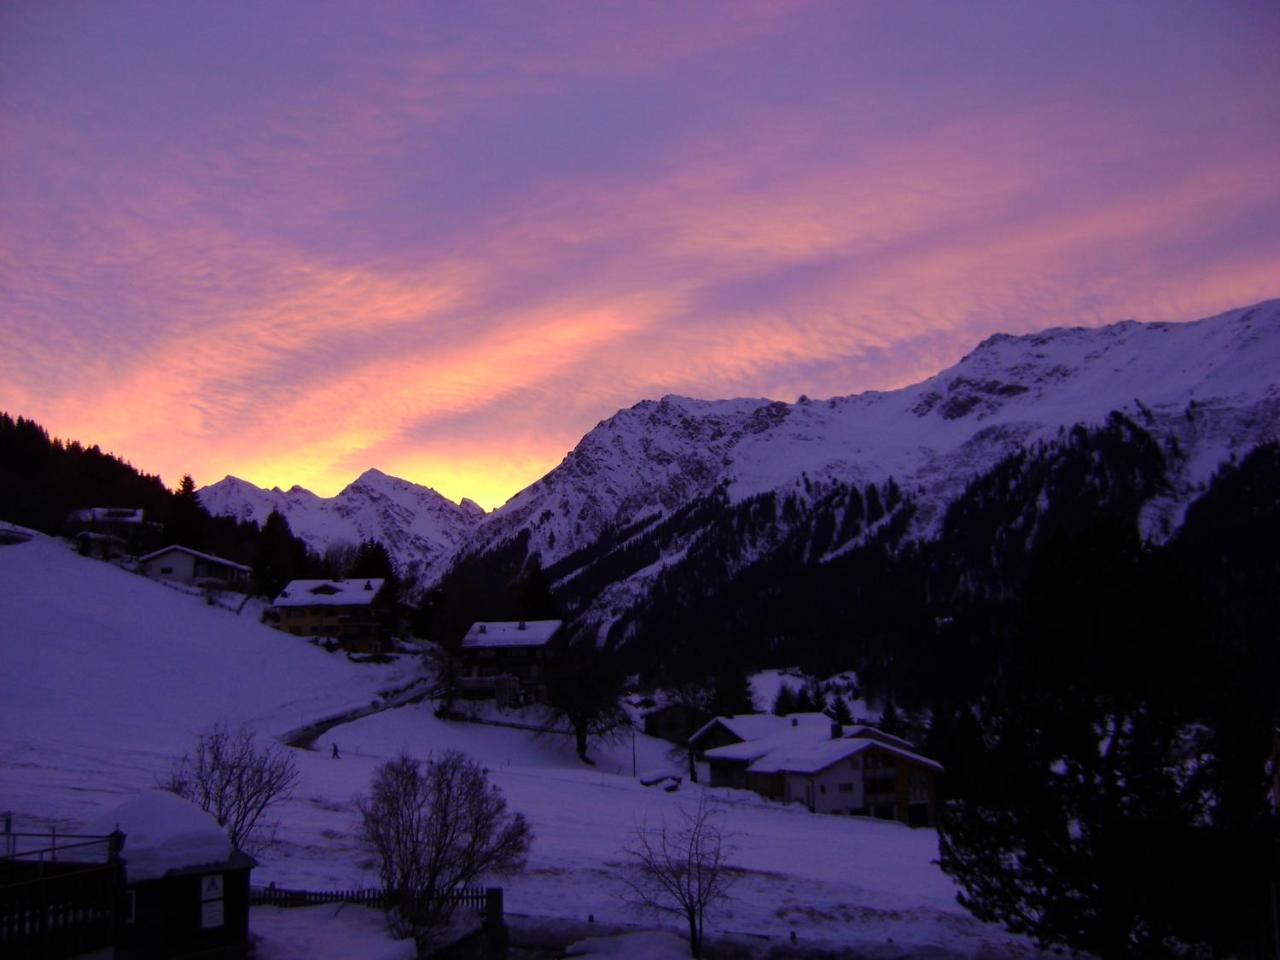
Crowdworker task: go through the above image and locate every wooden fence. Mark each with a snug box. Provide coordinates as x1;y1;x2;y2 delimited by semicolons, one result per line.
250;884;503;926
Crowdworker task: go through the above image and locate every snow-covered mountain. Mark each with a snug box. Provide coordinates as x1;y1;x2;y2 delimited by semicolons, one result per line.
470;299;1280;567
198;468;484;583
198;299;1280;596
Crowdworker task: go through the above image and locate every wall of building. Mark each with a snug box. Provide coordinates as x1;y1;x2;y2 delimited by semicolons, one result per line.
277;605;381;652
783;761;868;815
143;551;198;583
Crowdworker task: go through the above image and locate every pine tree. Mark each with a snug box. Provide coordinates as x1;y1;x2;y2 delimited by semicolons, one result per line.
771;685;797;716
878;700;901;735
253;510;308;598
938;519;1277;958
166;473;206;549
710;660;754;717
791;685;817;713
829;694;853;725
518;555;559;621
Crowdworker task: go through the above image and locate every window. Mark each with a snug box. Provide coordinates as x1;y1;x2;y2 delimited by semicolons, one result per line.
819;784;826;794
160;566;173;574
838;782;854;793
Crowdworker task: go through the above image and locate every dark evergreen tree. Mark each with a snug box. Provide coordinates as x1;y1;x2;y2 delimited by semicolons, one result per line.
829;694;853;726
709;659;754;717
0;411;171;535
165;474;206;549
791;685;817;714
518;555;559;621
351;538;399;604
771;685;797;716
938;519;1277;958
423;531;543;648
253;509;311;598
865;483;884;524
878;700;901;736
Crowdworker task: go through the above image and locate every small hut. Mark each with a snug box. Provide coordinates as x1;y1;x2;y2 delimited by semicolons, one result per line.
86;792;255;959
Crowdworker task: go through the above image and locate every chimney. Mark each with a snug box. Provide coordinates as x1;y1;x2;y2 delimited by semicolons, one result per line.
518;620;526;630
478;624;487;634
791;717;798;727
364;580;372;590
831;722;842;740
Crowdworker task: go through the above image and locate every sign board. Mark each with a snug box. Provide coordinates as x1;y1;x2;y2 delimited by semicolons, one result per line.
200;899;225;930
200;874;224;901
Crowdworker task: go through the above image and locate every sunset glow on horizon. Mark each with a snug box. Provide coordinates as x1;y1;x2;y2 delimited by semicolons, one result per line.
3;1;1278;509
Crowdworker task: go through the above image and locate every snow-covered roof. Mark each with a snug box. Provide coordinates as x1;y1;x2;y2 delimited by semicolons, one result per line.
68;507;146;525
84;791;233;882
273;578;385;607
139;544;251;573
461;619;563;648
840;725;916;751
690;712;835;747
747;737;944;776
74;531;127;544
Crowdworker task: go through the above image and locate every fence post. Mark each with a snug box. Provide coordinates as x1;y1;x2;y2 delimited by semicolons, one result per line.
483;888;503;929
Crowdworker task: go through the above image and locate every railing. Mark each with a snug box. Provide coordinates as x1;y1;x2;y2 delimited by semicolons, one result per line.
1;817;126;959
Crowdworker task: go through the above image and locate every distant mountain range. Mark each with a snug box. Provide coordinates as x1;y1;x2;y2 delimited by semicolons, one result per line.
201;299;1280;605
198;468;484;585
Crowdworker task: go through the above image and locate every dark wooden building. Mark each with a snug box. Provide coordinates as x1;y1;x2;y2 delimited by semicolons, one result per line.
457;620;564;705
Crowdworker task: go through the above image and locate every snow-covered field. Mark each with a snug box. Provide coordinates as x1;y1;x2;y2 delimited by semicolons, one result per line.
0;529;1046;957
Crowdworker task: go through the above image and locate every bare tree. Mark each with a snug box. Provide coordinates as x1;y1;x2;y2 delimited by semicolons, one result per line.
359;750;531;939
622;795;736;958
544;645;628;763
162;723;300;854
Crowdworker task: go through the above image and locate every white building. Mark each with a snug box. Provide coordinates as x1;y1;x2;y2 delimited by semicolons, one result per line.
139;545;251;589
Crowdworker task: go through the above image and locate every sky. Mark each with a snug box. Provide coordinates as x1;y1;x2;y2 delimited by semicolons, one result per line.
2;1;1278;511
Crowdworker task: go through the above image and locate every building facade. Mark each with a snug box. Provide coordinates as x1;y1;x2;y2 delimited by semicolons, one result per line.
272;578;387;653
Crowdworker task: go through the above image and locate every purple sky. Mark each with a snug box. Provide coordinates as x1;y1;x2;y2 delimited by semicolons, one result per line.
2;0;1277;508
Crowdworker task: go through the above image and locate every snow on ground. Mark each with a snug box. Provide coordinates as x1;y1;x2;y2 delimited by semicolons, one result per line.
0;531;1049;958
251;904;414;960
0;532;415;826
567;929;690;958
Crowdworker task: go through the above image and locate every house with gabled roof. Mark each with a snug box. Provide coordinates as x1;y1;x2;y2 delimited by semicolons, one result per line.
66;507;161;558
690;712;841;789
272;578;387;653
692;711;943;825
139;545;251;590
457;620;564;705
747;734;943;826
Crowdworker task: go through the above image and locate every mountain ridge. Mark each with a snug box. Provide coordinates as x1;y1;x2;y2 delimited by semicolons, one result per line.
198;467;484;584
200;298;1280;588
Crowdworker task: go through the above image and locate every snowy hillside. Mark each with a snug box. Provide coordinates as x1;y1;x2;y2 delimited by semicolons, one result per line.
0;526;1049;957
198;468;484;583
0;527;414;825
474;299;1280;565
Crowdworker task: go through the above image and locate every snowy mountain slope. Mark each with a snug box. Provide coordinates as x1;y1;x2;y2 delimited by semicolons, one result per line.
195;300;1279;594
471;299;1280;568
199;468;484;583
